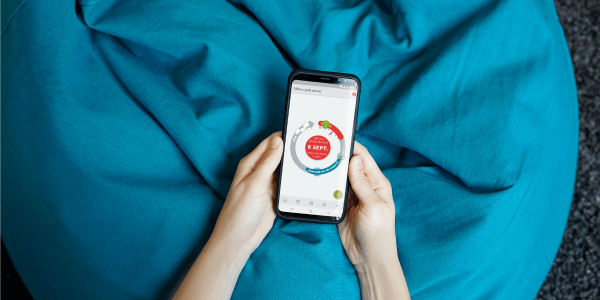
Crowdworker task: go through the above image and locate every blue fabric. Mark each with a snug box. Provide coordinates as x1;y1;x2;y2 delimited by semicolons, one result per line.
1;0;577;299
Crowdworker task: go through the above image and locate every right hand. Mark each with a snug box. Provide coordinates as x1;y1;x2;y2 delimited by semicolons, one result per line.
337;141;398;268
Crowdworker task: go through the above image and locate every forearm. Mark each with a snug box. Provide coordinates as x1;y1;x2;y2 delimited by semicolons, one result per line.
172;235;251;300
354;256;411;300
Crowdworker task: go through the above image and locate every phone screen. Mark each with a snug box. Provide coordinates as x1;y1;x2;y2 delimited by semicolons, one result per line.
278;75;359;221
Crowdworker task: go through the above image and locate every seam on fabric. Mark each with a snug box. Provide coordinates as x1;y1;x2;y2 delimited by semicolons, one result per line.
79;0;104;6
1;0;28;38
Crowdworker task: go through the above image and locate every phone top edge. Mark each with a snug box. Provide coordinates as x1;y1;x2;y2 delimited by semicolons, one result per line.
289;69;361;86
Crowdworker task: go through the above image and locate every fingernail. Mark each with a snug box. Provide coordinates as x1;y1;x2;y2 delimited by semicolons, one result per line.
354;156;363;170
270;136;281;149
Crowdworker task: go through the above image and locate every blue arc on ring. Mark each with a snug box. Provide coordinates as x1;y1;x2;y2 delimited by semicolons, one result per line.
306;157;343;175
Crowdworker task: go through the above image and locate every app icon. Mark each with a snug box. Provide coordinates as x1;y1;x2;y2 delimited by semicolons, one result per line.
296;200;300;204
334;190;343;199
283;198;287;202
322;203;326;207
309;201;313;205
352;92;356;96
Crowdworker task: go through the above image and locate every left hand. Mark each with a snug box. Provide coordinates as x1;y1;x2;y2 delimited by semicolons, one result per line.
209;131;283;255
172;132;283;300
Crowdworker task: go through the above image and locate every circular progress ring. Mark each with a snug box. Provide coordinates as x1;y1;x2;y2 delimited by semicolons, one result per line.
290;120;346;176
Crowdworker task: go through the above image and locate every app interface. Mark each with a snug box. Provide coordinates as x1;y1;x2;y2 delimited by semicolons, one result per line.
279;79;358;218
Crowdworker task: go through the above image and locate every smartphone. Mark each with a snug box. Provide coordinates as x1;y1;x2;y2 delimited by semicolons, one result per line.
275;69;361;224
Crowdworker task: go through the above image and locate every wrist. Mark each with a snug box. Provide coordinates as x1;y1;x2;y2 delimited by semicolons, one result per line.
352;239;400;271
173;228;252;300
210;211;258;258
353;254;410;300
206;232;253;263
353;251;401;276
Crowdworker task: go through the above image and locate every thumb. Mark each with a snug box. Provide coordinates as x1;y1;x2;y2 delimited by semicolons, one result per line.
348;156;379;206
249;135;283;183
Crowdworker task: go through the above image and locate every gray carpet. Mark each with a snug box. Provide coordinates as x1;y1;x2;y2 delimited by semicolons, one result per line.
535;0;600;299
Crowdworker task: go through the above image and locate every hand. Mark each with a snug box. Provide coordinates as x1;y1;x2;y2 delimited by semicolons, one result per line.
338;141;396;267
172;132;283;300
211;131;283;255
337;141;410;299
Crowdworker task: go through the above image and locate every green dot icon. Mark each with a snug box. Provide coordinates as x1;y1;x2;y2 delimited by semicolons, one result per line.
322;120;330;129
334;190;343;199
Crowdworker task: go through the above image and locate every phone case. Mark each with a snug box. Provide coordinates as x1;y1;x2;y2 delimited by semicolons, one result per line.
275;69;361;224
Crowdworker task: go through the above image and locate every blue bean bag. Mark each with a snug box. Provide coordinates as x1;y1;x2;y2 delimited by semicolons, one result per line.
1;0;577;299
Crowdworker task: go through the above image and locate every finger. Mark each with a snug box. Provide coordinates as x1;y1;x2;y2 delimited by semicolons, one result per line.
352;141;393;200
347;187;358;209
232;132;282;186
337;188;356;233
348;155;381;206
260;183;278;224
246;134;284;184
265;193;277;222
